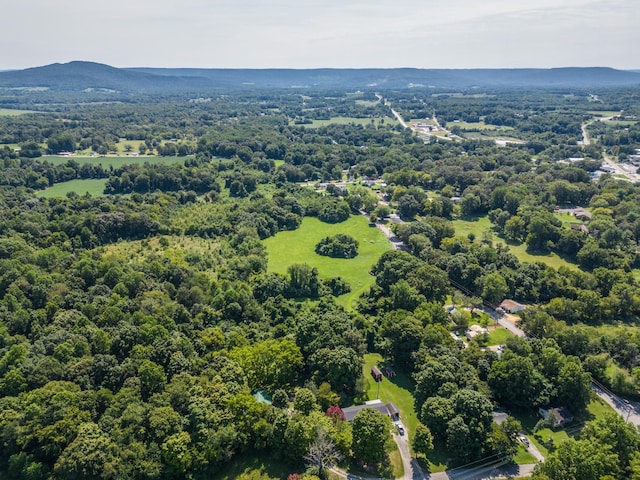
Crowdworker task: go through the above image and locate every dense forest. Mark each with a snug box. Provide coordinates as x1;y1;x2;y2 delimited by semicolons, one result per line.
0;80;639;480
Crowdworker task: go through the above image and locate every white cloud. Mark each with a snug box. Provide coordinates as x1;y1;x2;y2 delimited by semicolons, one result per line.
0;0;637;69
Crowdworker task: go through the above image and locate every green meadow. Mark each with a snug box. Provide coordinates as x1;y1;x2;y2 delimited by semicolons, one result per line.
35;179;108;198
263;215;391;308
40;155;185;169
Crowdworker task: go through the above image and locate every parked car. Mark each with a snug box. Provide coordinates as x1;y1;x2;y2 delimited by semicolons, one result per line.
397;425;405;436
519;435;529;447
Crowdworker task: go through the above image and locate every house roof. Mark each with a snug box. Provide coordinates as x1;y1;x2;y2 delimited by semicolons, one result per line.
499;299;525;311
342;402;399;423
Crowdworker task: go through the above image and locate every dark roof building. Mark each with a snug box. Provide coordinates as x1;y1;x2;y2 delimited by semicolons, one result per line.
342;400;400;423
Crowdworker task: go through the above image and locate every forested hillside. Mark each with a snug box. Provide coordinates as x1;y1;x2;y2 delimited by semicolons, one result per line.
0;82;639;480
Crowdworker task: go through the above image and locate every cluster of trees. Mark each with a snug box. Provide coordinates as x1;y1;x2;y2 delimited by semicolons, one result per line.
315;234;359;258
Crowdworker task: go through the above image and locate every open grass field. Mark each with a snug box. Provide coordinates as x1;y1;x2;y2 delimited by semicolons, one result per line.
263;215;391;309
40;155;185;169
451;216;580;271
448;121;514;131
289;116;398;128
35;179;108;198
0;108;38;116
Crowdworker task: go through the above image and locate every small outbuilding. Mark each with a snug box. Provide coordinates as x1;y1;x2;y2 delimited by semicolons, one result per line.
371;365;383;382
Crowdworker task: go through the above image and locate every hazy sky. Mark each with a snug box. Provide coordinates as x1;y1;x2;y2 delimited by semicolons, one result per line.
2;0;638;70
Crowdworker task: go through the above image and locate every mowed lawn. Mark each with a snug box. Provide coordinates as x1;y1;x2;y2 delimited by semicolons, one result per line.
35;179;108;198
263;215;391;308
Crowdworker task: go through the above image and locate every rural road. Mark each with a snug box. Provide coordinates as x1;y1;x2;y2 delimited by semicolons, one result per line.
580;115;640;183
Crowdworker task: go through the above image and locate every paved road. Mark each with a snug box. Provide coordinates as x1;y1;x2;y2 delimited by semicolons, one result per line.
591;382;640;427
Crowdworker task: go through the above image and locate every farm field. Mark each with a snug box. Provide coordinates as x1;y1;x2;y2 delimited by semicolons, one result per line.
35;179;108;198
40;155;185;168
263;215;391;309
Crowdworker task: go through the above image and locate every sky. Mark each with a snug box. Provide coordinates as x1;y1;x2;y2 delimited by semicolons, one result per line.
1;0;638;70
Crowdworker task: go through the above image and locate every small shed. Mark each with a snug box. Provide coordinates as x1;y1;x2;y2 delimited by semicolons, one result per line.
371;365;383;382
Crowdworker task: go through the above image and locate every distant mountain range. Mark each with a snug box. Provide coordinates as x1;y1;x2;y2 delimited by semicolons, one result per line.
1;61;640;93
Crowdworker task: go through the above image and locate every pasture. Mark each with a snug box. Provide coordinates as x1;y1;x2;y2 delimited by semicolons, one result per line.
263;215;391;309
35;179;108;198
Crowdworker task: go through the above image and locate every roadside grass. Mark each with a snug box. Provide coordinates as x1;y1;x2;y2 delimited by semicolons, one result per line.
451;215;580;271
40;155;185;169
212;450;299;480
263;216;391;309
513;445;537;464
35;179;108;198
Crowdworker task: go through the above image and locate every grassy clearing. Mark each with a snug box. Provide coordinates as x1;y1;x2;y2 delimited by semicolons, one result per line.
451;216;580;271
487;326;514;346
449;121;513;131
102;235;222;279
355;99;380;107
263;215;391;309
40;155;185;169
212;450;299;480
35;179;108;198
0;108;38;116
290;116;398;128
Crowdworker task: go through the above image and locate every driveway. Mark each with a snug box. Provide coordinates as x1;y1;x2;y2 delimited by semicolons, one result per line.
392;422;426;480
